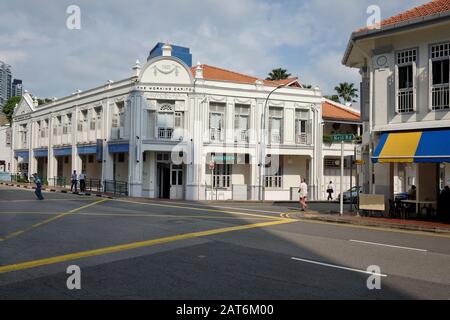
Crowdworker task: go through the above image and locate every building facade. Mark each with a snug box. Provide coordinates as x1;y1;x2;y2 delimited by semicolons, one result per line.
0;61;12;108
11;44;326;201
343;0;450;208
321;99;361;199
12;79;23;98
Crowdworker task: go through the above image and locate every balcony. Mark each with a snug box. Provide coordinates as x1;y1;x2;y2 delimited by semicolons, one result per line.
210;128;223;142
295;133;309;145
270;132;281;144
234;130;249;143
432;84;449;111
397;88;414;113
158;128;173;140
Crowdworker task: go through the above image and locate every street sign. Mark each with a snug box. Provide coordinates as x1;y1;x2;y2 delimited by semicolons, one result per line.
331;134;355;142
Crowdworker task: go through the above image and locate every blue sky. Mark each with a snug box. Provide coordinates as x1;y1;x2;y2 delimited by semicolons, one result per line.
0;0;426;103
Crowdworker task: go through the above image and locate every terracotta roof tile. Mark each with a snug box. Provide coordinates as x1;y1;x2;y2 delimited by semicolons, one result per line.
191;64;300;87
322;100;361;122
357;0;450;32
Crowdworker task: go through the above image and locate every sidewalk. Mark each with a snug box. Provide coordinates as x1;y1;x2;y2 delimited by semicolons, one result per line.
0;181;115;199
288;210;450;235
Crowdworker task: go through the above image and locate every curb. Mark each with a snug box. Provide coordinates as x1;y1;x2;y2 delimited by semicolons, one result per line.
0;181;115;200
294;214;450;235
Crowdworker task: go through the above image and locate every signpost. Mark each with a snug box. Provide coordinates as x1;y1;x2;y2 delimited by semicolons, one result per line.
209;159;216;201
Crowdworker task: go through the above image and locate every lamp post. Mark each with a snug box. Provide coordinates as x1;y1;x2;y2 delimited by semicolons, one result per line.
259;79;299;201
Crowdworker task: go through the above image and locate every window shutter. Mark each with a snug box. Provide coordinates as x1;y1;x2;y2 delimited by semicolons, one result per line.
307;120;313;145
413;61;417;112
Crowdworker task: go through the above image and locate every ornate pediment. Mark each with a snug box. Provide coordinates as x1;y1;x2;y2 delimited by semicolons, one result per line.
139;56;193;85
12;93;35;119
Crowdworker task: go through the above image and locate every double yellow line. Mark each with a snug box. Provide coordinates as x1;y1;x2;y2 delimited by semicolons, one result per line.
0;218;295;274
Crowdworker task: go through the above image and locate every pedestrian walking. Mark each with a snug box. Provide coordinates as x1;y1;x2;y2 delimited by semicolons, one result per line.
326;181;334;201
298;178;308;211
71;170;78;192
32;173;44;200
79;170;86;192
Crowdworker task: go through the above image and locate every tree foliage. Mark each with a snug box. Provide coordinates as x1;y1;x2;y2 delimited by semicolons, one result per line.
334;82;358;103
2;96;21;125
266;68;291;81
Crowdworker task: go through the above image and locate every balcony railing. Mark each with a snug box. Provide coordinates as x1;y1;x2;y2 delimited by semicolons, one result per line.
265;175;282;189
210;128;223;142
158;128;173;140
397;88;414;113
295;133;308;145
235;130;249;143
270;132;281;144
212;175;231;189
432;84;450;111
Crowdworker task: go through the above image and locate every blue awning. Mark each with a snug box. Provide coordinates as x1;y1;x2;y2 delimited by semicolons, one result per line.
53;147;72;156
108;143;129;154
78;145;97;155
14;150;29;160
372;129;450;163
34;149;48;158
415;129;450;163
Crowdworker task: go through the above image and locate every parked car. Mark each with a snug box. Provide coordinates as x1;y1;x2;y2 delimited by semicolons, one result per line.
338;186;362;203
394;192;409;200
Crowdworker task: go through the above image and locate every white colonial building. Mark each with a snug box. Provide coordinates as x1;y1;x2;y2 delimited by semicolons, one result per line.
343;0;450;209
11;43;329;201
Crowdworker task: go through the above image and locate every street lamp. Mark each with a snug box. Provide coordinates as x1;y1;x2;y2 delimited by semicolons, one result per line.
259;79;299;201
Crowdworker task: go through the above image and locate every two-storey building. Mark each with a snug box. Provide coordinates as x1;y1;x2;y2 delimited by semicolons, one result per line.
343;0;450;210
11;44;324;201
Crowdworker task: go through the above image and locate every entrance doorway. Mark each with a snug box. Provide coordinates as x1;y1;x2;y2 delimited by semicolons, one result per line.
170;164;184;200
158;163;171;199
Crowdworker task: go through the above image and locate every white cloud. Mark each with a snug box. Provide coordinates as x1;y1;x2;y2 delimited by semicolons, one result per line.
0;0;426;99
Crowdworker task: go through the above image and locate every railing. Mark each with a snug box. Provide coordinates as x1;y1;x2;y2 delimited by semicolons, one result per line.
103;180;128;196
210;128;223;142
49;176;67;188
84;179;102;192
158;128;173;140
397;88;414;113
212;175;231;189
432;84;449;110
265;175;282;189
295;133;308;145
270;132;281;144
11;173;29;183
235;130;249;143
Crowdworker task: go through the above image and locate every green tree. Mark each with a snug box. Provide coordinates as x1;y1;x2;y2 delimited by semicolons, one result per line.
324;95;341;103
2;96;21;125
37;98;52;105
266;68;291;81
334;82;358;103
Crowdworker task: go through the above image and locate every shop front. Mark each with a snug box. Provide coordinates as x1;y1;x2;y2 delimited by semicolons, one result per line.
372;129;450;221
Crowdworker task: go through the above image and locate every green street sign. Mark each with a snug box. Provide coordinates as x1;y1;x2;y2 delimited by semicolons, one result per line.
331;134;355;142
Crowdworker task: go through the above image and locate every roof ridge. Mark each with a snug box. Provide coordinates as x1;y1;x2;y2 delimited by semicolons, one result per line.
201;64;259;81
355;0;450;32
323;98;360;116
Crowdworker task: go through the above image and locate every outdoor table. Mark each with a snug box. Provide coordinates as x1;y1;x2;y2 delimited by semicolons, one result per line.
400;200;437;219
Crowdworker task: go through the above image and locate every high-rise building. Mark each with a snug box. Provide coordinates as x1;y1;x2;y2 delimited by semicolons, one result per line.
12;79;23;97
0;61;12;108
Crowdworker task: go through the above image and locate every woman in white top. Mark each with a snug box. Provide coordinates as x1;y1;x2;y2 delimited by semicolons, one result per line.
327;181;334;201
299;178;308;211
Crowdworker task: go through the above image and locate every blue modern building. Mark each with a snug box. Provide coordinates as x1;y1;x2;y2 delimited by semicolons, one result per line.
147;43;192;67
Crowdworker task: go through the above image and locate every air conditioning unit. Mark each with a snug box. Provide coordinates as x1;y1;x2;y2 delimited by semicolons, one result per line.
110;128;119;140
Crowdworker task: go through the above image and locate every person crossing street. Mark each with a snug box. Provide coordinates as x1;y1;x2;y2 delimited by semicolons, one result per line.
32;173;44;200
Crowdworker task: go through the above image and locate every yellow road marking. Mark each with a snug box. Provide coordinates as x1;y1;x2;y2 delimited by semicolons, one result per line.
0;219;296;274
114;199;283;220
0;198;94;203
1;199;109;241
285;213;450;239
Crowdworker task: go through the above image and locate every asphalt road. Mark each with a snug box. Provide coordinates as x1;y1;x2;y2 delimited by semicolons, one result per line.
0;185;449;300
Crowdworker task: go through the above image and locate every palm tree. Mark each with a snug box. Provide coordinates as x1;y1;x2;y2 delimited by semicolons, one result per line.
266;68;291;81
334;82;358;103
324;95;341;103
